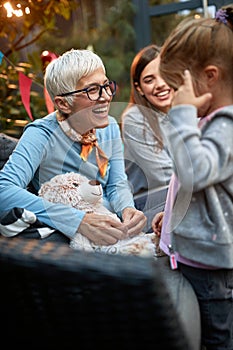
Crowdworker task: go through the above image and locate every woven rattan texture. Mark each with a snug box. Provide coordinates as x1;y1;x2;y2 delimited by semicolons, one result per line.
0;236;190;349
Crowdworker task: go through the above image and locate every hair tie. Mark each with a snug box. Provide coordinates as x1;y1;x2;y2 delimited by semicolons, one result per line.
215;9;228;24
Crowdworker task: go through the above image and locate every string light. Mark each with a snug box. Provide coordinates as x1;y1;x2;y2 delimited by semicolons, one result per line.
3;2;31;18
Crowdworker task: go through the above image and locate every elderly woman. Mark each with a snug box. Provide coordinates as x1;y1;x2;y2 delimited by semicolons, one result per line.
0;49;146;244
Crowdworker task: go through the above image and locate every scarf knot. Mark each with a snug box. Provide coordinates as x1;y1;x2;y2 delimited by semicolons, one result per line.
80;130;108;178
56;112;108;178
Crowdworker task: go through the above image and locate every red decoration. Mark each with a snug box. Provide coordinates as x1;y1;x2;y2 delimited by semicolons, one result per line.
40;50;58;70
44;87;54;114
19;71;34;121
41;51;59;113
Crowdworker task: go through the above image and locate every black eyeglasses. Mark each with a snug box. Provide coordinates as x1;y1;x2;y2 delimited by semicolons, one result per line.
58;80;117;101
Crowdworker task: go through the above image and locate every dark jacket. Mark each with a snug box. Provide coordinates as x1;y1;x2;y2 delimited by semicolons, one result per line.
0;133;18;169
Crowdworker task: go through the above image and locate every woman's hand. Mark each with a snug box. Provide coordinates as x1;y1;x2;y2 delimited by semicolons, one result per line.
78;213;128;246
151;211;164;237
122;207;147;237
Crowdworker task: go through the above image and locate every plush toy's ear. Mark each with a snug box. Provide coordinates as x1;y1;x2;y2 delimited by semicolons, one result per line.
79;180;103;205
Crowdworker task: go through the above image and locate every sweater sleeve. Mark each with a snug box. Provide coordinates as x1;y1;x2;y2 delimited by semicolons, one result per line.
165;105;233;191
122;106;173;192
0;122;85;239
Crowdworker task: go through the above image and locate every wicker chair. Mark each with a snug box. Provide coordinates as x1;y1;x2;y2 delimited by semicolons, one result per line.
0;235;192;349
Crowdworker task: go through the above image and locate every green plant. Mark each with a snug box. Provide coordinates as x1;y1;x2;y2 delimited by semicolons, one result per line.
0;0;78;137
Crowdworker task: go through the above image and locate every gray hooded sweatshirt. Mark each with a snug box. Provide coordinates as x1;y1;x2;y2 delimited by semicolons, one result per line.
163;105;233;269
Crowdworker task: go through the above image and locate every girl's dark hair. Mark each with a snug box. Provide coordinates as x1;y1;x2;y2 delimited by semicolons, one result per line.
121;44;164;150
160;5;233;92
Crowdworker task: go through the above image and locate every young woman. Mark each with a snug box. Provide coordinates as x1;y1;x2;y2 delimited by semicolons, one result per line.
121;44;174;232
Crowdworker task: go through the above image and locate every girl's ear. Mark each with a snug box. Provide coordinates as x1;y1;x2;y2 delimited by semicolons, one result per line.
54;96;72;114
204;65;219;87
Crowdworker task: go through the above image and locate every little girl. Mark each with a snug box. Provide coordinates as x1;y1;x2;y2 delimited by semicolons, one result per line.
152;5;233;350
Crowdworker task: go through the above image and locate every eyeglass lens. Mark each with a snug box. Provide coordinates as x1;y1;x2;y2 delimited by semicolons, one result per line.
87;81;116;101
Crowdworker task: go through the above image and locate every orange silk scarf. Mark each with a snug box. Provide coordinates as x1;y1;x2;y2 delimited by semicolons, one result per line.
57;112;108;177
80;130;108;178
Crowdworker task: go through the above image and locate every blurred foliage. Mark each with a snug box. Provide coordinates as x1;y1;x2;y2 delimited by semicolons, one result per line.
0;0;78;56
0;0;205;136
0;0;78;137
37;0;137;120
0;59;46;137
93;0;136;101
0;0;137;136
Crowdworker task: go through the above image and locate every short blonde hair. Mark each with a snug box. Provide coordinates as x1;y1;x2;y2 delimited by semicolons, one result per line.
45;49;105;105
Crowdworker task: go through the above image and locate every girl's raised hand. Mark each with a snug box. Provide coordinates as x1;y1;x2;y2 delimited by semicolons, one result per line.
172;70;212;110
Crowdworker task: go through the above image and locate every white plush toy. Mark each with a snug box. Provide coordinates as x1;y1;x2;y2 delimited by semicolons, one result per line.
39;172;158;257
